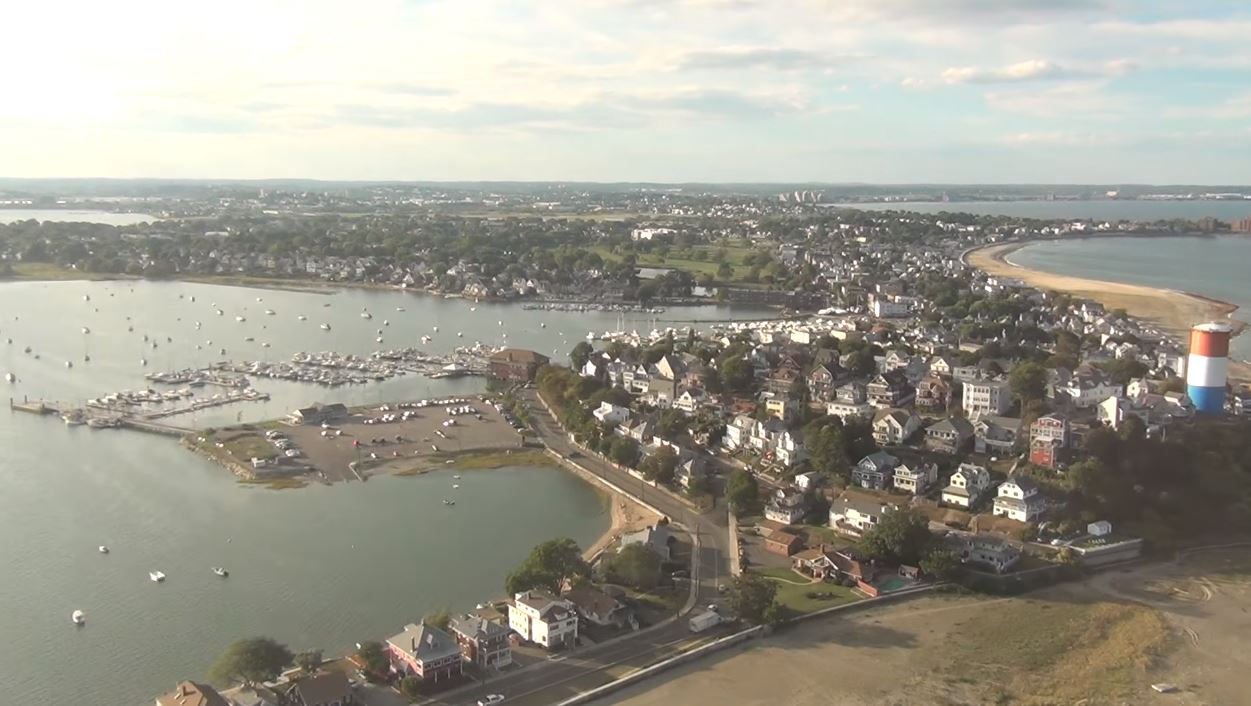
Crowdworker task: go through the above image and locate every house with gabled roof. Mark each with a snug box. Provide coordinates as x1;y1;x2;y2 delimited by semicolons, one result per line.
872;407;921;446
924;416;974;453
386;623;464;684
992;476;1046;523
508;590;578;650
852;450;900;491
941;463;991;509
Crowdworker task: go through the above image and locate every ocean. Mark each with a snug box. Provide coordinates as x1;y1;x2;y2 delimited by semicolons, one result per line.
829;200;1251;221
1009;235;1251;360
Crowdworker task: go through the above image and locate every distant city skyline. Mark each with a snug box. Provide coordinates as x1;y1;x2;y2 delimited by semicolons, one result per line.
3;0;1250;183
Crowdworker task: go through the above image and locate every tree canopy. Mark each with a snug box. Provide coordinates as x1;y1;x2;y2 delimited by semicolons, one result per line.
639;445;679;485
210;637;293;687
728;572;779;625
505;537;590;595
601;544;663;589
355;641;389;677
859;508;933;565
1008;361;1047;405
726;469;761;515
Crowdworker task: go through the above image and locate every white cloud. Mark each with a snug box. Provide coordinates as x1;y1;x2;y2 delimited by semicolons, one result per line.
941;59;1135;84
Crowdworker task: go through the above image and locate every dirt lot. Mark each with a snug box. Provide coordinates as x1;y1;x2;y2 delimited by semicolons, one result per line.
599;549;1251;706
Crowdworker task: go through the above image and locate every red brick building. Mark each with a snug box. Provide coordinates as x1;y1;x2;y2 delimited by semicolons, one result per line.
764;529;803;556
489;348;550;382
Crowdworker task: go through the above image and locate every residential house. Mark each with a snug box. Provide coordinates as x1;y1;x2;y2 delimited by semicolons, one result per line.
619;524;673;560
644;375;677;408
993;476;1046;523
872;408;921;446
807;364;839;401
764;487;809;525
852;450;901;491
867;371;914;408
793;545;876;583
674;457;709;490
924;416;974;453
941;463;991;508
835;381;868;404
962;379;1013;416
1029;413;1070;468
972;415;1022;455
958;536;1021;573
285;672;355;706
592;402;631;426
1055;371;1120;409
488;348;551;383
564;586;635;630
764;397;792;421
386;623;464;684
721;414;755;451
156;682;232;706
827;398;873;421
764;529;804;556
829;492;901;537
509;590;579;650
765;362;802;396
893;462;939;495
673;388;707;414
448;614;513;669
794;470;822;491
928;355;957;376
773;429;806;467
914;374;953;412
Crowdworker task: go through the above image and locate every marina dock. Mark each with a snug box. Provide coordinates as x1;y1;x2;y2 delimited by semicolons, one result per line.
9;398;196;437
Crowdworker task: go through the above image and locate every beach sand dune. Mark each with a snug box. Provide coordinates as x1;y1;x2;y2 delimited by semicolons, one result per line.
969;242;1249;384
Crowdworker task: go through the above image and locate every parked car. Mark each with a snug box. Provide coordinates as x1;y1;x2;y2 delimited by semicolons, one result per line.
478;695;506;706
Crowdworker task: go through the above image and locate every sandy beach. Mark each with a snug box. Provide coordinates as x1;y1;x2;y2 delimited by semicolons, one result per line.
581;485;662;561
968;241;1250;384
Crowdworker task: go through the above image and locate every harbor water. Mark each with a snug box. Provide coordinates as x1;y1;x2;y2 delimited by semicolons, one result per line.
0;279;763;706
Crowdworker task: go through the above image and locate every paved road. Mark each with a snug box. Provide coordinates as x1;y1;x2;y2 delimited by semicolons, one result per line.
428;389;732;706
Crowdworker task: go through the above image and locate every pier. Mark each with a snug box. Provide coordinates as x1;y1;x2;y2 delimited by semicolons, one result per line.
9;397;197;437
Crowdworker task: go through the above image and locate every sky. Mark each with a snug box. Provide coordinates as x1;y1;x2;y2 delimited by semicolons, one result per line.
2;0;1250;183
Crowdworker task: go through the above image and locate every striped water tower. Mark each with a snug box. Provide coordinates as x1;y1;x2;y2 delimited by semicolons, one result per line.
1187;322;1233;415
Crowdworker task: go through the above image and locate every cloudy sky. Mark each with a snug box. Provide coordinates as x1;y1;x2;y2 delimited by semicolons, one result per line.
2;0;1249;183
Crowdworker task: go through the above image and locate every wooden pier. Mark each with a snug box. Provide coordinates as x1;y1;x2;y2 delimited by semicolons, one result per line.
9;397;195;438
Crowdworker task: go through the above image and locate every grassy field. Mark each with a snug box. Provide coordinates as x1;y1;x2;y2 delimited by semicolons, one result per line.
4;262;128;281
218;433;280;461
753;566;861;616
590;242;761;283
392;448;557;476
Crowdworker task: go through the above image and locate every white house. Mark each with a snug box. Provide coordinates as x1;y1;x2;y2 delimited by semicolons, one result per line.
826;399;873;421
592;402;631;426
673;388;706;414
871;408;921;446
893;462;938;495
509;590;578;650
941;463;991;508
765;487;808;525
992;476;1045;523
962;379;1013;416
773;430;806;468
829;492;900;537
721;415;755;451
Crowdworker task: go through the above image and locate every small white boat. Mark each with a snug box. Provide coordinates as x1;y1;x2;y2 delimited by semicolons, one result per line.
98;545;109;554
212;567;229;577
298;315;307;321
452;474;461;479
65;360;73;368
361;312;372;319
140;358;148;366
443;499;455;506
540;322;546;328
5;372;15;384
457;332;464;337
498;320;503;326
320;323;332;331
470;306;477;312
216;309;224;316
396;307;406;312
432;326;439;332
265;309;276;316
376;337;384;343
83;294;90;302
149;571;166;582
452;484;460;489
81;327;91;334
236;316;246;322
71;610;85;625
383;319;389;326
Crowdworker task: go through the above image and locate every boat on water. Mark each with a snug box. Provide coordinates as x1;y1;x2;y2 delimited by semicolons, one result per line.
65;360;73;368
24;346;31;354
72;610;85;626
443;499;455;506
540;322;546;328
320;323;332;331
81;327;90;334
396;307;406;312
265;309;275;315
140;358;148;366
212;567;229;577
376;337;384;343
98;545;109;554
62;412;86;426
453;474;461;479
216;309;224;316
83;294;90;302
421;335;432;344
236;316;246;322
149;571;166;582
457;332;464;337
452;484;460;489
432;326;439;332
361;312;372;319
470;306;477;312
244;336;254;342
5;372;15;384
298;315;308;321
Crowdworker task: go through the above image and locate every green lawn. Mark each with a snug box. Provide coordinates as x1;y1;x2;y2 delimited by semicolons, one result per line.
590;242;762;283
773;580;860;616
6;262;126;281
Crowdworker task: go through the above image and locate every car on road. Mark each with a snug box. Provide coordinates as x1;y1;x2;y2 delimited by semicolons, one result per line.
478;695;506;706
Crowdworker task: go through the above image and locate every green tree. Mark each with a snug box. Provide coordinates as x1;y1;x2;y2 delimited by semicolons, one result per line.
504;537;590;595
639;445;679;485
423;608;451;631
919;547;960;581
602;544;663;589
1008;361;1047;405
400;676;423;699
210;637;293;687
720;355;755;394
728;572;779;625
569;341;594;371
608;437;641;467
294;649;323;674
859;508;933;565
725;469;761;515
355;641;389;677
716;261;734;280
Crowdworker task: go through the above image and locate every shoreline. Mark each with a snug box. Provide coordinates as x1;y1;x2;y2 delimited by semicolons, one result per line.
968;241;1250;384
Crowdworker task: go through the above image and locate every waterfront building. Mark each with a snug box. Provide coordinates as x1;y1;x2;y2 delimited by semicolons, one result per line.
155;682;231;706
448;613;513;669
489;348;551;383
386;623;465;683
509;590;579;650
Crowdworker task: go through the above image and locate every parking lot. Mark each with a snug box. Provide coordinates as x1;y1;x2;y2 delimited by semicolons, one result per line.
267;398;524;481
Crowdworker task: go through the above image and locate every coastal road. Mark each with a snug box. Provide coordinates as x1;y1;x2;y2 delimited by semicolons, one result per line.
427;389;733;706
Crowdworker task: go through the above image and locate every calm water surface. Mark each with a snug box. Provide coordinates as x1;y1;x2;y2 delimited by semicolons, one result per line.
830;200;1251;220
0;208;158;225
0;281;763;705
1010;235;1251;360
